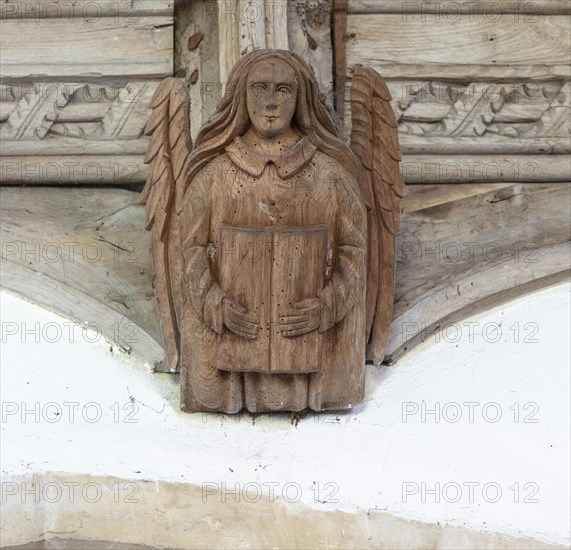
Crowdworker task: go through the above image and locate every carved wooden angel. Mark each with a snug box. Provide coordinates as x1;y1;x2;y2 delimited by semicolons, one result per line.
138;50;405;413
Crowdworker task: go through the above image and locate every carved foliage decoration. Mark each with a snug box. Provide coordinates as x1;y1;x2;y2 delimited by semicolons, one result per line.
393;80;571;138
0;81;158;141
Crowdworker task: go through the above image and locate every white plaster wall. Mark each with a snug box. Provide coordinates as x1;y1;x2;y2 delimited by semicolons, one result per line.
1;283;569;547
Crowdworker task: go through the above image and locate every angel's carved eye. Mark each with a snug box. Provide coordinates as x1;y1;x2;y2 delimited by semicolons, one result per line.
249;83;268;100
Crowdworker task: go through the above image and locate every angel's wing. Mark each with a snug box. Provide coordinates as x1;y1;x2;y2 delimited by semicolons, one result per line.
350;66;406;365
137;78;193;372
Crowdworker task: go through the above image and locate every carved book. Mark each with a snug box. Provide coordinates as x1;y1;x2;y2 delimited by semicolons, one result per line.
216;224;328;374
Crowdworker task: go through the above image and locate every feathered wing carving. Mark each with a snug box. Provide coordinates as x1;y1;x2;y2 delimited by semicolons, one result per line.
350;66;406;366
137;78;193;372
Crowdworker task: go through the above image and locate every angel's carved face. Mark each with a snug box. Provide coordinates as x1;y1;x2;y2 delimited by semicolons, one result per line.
246;59;298;139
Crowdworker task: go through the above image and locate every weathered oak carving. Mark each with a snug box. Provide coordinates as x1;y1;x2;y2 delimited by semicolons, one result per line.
392;81;571;139
138;50;405;413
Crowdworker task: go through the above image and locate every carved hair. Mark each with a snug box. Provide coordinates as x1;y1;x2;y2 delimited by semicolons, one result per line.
183;49;358;194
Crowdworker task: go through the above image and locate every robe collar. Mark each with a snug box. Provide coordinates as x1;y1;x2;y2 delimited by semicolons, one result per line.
225;135;318;179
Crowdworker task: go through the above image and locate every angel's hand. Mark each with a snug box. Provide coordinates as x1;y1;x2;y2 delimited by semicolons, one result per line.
222;298;260;340
279;298;321;338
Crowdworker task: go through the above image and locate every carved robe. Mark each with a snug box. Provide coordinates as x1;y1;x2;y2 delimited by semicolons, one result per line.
179;136;367;413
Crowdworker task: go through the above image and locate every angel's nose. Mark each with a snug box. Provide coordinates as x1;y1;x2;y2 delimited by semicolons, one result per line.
266;88;277;109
